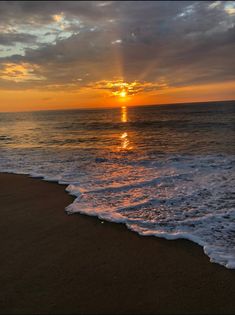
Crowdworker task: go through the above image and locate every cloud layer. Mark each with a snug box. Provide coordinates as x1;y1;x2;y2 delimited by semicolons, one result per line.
0;1;234;96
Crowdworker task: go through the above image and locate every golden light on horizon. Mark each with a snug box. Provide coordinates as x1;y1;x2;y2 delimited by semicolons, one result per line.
1;80;235;112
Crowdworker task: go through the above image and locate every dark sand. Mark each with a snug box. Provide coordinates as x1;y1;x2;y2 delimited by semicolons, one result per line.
0;173;235;314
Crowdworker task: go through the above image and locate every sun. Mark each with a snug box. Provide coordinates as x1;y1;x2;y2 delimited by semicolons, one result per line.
106;80;131;99
120;90;127;98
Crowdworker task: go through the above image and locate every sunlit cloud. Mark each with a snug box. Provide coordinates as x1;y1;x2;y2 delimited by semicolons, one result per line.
224;2;235;15
88;79;168;98
0;63;45;82
53;14;63;22
0;11;82;58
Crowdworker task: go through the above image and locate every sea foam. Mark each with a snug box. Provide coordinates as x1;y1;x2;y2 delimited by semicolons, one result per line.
1;147;234;269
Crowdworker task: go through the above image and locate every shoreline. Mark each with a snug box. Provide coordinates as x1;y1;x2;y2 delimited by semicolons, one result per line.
0;172;235;314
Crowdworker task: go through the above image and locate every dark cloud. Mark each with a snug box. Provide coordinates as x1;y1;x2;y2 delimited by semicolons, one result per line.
0;33;37;46
0;1;234;91
0;1;117;25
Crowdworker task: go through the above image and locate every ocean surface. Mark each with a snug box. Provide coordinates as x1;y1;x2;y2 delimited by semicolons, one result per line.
0;100;234;268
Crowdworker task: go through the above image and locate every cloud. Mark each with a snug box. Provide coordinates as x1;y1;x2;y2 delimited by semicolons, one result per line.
0;33;37;46
0;62;45;82
88;79;168;97
0;1;234;92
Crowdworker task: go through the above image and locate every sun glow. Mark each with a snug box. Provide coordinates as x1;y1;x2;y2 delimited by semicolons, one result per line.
120;90;127;98
95;80;134;99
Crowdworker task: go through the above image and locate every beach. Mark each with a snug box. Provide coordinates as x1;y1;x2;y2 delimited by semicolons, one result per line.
0;0;234;312
0;173;235;314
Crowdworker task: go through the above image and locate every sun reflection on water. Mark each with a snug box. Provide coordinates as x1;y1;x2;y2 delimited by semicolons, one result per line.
120;106;132;150
121;105;127;123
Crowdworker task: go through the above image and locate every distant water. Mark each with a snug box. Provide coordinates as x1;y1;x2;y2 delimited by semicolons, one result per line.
0;101;234;268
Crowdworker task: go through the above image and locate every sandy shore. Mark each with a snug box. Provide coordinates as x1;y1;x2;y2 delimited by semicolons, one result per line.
0;173;235;314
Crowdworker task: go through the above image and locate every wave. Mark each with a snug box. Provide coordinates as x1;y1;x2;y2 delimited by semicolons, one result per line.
0;147;234;269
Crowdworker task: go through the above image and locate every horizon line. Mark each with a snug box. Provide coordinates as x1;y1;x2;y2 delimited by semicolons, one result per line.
0;99;234;114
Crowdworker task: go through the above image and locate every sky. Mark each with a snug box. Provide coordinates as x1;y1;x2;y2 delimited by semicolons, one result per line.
0;0;235;111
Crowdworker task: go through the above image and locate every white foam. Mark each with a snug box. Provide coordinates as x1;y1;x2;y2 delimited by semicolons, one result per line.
0;148;234;269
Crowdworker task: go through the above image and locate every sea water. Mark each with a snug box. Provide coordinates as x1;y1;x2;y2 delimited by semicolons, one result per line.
0;101;234;268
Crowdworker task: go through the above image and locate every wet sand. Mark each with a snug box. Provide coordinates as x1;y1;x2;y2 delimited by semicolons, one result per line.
0;172;235;314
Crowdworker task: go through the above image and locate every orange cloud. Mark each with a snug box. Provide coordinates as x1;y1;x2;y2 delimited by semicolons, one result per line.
53;14;63;22
87;79;168;98
0;63;45;82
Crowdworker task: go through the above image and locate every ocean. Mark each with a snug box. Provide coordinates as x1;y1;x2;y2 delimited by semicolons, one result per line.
0;100;234;268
